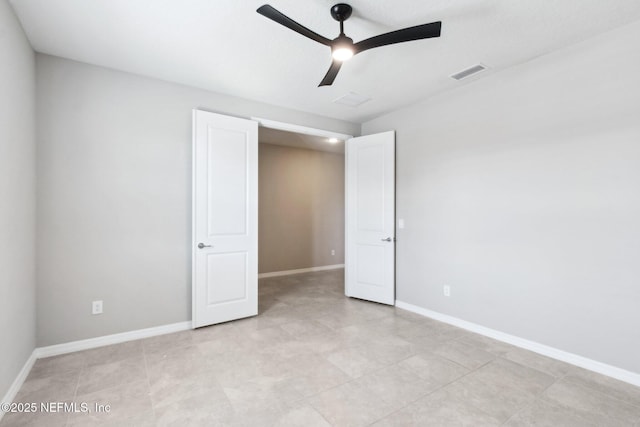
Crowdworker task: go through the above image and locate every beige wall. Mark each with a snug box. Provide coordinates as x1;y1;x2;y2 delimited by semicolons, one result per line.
259;143;344;273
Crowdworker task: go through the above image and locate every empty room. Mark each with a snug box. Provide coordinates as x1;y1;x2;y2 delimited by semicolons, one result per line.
1;0;639;426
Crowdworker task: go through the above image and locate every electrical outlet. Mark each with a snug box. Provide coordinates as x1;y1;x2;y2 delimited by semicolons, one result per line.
331;249;335;256
443;285;451;297
92;300;103;315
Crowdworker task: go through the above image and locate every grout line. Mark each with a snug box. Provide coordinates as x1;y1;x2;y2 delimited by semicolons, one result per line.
535;381;619;426
65;360;83;427
140;343;157;423
500;400;533;426
312;406;334;427
561;375;640;410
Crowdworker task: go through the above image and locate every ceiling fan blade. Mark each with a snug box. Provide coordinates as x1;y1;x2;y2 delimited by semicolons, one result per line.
257;5;332;47
354;21;442;54
318;60;343;86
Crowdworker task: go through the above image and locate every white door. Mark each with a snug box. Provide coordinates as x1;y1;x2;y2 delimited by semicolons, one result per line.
192;110;258;328
346;131;395;305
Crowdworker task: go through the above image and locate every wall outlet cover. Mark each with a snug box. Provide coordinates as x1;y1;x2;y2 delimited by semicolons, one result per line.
92;300;103;315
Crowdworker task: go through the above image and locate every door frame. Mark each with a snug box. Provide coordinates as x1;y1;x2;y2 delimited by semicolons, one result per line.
199;116;396;308
251;117;353;141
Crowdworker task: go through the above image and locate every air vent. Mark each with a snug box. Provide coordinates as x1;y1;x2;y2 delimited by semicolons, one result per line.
333;91;372;107
451;64;487;81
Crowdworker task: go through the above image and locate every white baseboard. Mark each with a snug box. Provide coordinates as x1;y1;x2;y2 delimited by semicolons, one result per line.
35;321;192;359
395;300;640;387
1;320;192;420
0;350;37;422
258;264;344;279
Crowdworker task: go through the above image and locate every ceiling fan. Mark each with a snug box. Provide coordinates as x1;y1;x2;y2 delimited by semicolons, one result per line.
257;3;442;87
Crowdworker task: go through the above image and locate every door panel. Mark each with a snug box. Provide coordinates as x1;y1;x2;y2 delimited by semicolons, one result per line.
346;131;395;305
357;245;385;286
207;127;248;236
356;145;386;231
206;252;248;305
193;110;258;328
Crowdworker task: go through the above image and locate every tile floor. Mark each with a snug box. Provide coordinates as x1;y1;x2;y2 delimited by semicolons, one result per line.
2;269;640;426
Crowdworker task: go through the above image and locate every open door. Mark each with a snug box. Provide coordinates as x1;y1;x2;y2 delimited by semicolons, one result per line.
345;131;396;305
192;110;258;328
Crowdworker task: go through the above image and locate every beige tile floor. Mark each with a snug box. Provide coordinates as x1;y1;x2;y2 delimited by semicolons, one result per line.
3;269;640;426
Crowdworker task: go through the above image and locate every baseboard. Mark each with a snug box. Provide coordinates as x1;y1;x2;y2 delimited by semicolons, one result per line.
0;350;37;422
1;320;192;418
35;321;192;358
395;300;640;387
258;264;344;279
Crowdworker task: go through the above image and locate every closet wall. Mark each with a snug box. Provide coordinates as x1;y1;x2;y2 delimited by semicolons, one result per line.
259;143;345;274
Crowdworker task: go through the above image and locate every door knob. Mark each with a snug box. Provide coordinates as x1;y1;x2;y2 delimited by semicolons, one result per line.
381;237;394;242
197;243;212;249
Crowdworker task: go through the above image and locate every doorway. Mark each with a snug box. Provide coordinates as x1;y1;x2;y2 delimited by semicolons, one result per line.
192;111;395;328
257;126;346;278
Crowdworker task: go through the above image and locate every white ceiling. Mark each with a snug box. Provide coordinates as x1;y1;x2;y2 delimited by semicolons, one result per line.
10;0;640;123
259;127;345;153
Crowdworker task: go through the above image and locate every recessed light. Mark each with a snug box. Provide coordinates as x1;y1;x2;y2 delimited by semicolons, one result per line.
328;138;340;143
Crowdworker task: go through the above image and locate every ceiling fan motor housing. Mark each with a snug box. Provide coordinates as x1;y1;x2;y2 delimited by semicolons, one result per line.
330;4;352;22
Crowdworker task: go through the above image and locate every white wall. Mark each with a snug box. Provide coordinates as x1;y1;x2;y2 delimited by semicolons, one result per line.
363;21;640;374
0;0;36;398
36;54;359;346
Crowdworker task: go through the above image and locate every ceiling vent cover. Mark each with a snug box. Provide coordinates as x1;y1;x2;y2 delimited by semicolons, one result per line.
333;92;372;107
451;64;487;81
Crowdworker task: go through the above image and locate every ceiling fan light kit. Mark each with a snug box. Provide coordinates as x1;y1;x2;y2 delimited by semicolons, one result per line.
331;37;355;61
257;3;442;86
